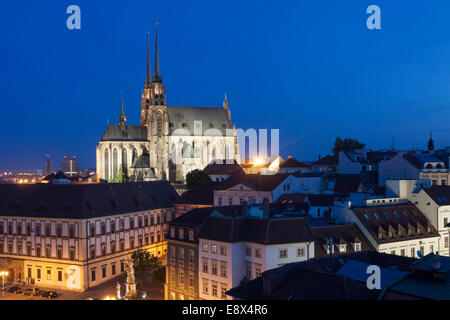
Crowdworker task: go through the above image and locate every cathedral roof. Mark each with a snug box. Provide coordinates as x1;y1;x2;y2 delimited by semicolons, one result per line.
100;125;147;141
167;106;233;136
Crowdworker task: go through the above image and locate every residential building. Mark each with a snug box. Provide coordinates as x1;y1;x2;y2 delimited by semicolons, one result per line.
311;155;338;174
335;202;440;258
411;186;450;256
379;152;449;186
0;181;178;291
198;204;315;300
278;156;310;174
165;206;239;300
202;160;244;182
213;173;296;206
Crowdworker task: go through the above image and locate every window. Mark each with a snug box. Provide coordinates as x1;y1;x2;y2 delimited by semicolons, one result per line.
58;270;62;282
211;261;218;275
179;248;185;261
228;197;233;206
354;243;361;252
202;260;208;273
445;237;449;248
45;224;51;236
69;248;75;260
47;269;51;280
91;269;96;282
110;220;115;233
391;250;395;255
111;241;116;254
138;217;142;228
255;248;261;258
129;217;134;229
36;223;41;236
220;246;227;256
69;225;75;238
101;243;106;256
420;246;425;256
246;263;252;278
279;248;288;259
411;247;415;257
91;246;96;259
144;216;148;227
46;245;51;258
170;227;175;238
211;244;217;254
220;263;227;277
202;243;208;252
101;223;106;235
255;264;262;278
130;237;135;249
120;261;125;273
17;242;22;255
8;222;12;234
56;225;62;237
27;243;31;256
221;286;227;299
102;266;107;278
245;247;251;257
0;222;3;234
400;249;405;256
212;283;218;297
445;218;449;228
179;271;184;284
179;228;184;240
202;279;209;294
119;219;124;231
297;247;305;257
36;245;41;257
37;269;41;279
218;197;222;206
430;245;434;253
27;268;31;278
189;229;194;241
112;264;116;275
189;249;195;263
90;223;95;237
57;247;62;259
17;223;22;235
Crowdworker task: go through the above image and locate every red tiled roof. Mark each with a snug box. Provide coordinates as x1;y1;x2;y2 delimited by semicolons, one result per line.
312;155;338;165
216;173;290;192
203;160;244;175
352;204;439;244
279;158;309;168
307;194;335;207
311;224;375;258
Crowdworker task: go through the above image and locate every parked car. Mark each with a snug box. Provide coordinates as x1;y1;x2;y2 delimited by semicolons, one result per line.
23;288;39;296
5;286;22;294
40;291;58;299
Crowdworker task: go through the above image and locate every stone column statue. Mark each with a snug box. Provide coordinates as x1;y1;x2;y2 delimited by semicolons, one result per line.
125;258;137;299
116;282;121;300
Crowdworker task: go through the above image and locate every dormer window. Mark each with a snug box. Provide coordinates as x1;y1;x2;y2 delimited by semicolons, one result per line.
378;232;383;240
340;245;346;252
426;164;432;169
354;243;361;251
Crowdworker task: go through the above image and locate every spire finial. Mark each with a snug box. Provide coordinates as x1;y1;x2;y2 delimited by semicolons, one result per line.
146;31;151;84
428;130;435;151
154;20;160;78
119;91;127;126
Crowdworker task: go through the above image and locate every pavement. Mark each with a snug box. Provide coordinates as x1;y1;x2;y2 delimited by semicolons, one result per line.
0;276;165;300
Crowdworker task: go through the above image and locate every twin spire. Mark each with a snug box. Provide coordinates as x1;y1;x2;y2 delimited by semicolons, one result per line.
146;22;161;85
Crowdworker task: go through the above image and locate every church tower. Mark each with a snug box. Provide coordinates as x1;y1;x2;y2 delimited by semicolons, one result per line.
139;23;169;180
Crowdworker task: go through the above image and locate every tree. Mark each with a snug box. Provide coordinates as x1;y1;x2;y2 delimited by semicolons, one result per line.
115;165;127;183
332;137;366;155
126;249;165;288
185;169;212;190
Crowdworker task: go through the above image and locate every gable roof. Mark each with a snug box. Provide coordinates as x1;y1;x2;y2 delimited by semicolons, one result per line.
423;186;450;206
216;173;290;192
312;155;338;165
311;224;375;258
203;160;244;176
352;204;439;244
174;181;221;205
0;181;179;220
100;125;147;141
276;193;308;204
167;106;232;135
279;158;309;168
199;216;314;244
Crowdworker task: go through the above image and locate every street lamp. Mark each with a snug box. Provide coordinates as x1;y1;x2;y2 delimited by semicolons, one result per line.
0;271;9;296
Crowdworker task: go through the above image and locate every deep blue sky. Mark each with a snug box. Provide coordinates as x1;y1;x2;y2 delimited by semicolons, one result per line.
1;0;450;171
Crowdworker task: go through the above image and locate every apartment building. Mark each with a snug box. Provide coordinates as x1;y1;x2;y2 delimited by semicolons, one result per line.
0;181;178;291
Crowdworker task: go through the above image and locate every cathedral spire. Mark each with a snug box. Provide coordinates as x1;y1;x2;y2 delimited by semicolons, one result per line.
146;31;151;86
119;92;127;127
153;21;161;82
428;130;434;151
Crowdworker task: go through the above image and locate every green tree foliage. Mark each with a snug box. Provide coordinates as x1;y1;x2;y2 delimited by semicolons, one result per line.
332;137;366;155
186;169;212;190
115;165;127;183
127;249;165;288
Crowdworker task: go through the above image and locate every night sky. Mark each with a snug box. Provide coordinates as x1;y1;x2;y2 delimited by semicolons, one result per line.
1;0;450;171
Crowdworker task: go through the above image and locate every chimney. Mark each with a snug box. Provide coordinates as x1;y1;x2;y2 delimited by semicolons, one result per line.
433;255;441;271
243;201;249;217
263;198;270;218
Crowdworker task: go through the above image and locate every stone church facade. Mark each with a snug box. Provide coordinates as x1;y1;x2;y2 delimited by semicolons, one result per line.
96;27;240;183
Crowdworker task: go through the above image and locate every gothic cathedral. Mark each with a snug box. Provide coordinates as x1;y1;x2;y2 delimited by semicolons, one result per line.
96;25;240;183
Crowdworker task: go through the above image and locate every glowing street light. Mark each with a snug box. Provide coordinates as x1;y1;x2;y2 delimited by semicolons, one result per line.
0;271;9;296
103;295;116;300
